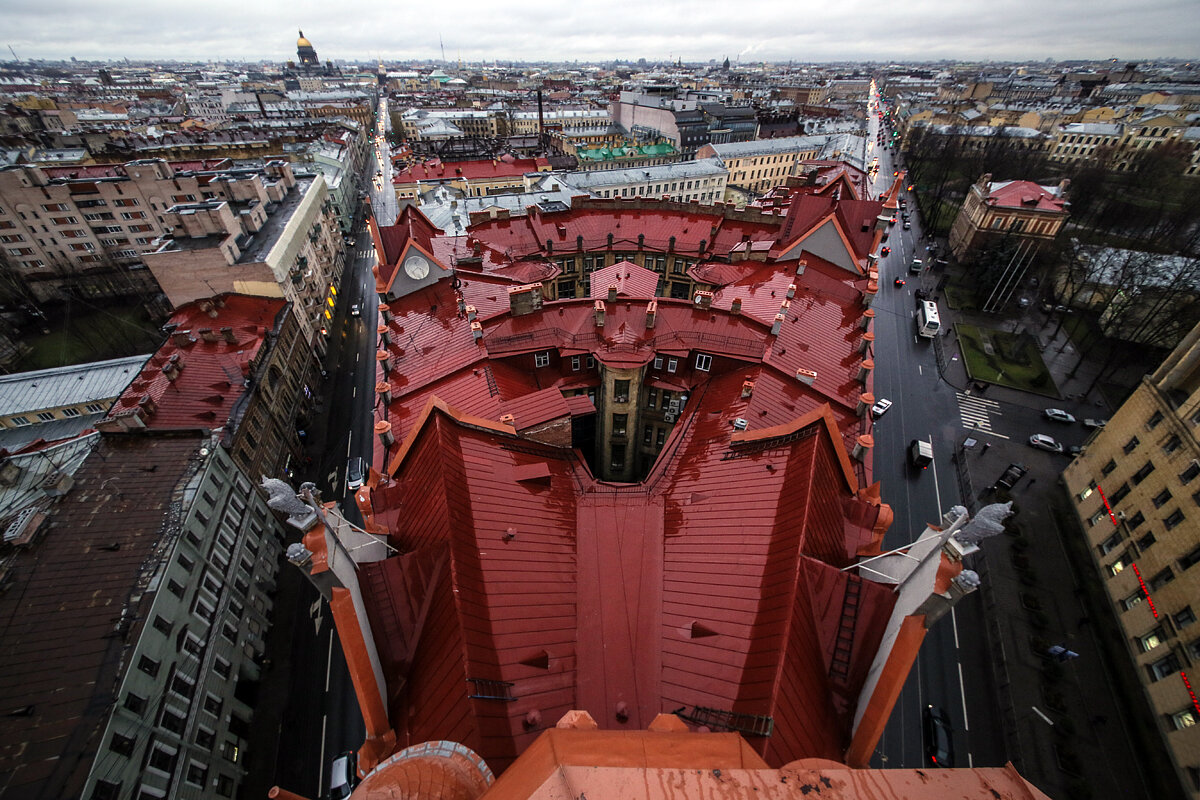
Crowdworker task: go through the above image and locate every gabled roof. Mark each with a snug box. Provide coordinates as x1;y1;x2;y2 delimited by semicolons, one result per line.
588;260;659;299
0;354;150;416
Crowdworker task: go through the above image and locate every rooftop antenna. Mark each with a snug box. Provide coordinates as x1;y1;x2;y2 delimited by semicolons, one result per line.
8;45;18;62
440;34;446;65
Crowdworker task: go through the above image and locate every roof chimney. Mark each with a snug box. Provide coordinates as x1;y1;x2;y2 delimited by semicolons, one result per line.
376;349;392;373
796;368;817;385
500;413;516;426
137;394;157;417
198;328;218;343
220;326;237;344
607;284;618;303
471;320;484;341
465;304;477;321
645;299;657;329
378;324;390;347
857;358;874;383
796;259;807;276
730;297;742;315
858;331;875;354
171;330;196;347
376;381;392;405
693;290;713;309
507;283;544;316
771;312;785;335
741;380;754;398
786;283;796;299
594;300;606;328
860;309;875;331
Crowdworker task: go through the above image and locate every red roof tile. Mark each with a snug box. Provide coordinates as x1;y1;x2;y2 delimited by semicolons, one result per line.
393;157;549;185
588;260;660;299
984;180;1066;212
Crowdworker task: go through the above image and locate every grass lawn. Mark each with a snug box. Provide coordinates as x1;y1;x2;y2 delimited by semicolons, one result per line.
17;301;163;371
955;322;1060;397
942;283;982;311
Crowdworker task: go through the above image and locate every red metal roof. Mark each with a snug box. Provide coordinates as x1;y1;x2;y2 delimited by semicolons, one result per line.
108;294;285;430
984;180;1066;213
362;398;891;772
588;260;660;299
358;196;893;774
393;157;549;185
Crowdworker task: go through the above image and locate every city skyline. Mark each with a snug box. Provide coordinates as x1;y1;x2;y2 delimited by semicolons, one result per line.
4;0;1199;65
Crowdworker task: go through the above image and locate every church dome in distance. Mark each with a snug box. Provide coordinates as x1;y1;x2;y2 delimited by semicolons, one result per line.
297;30;312;48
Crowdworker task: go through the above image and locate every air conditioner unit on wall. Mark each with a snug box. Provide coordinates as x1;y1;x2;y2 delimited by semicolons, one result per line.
664;413;676;423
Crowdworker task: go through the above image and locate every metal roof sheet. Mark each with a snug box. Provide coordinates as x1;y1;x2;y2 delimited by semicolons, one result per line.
0;354;150;416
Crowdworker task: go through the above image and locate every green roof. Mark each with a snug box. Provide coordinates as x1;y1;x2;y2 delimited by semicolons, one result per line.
576;143;678;162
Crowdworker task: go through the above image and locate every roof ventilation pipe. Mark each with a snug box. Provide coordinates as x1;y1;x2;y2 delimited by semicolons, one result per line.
862;278;878;308
858;332;875;354
594;300;606;328
376;381;391;405
857;358;874;384
861;309;875;332
857;392;874;417
377;350;392;373
852;434;873;461
375;419;394;448
378;324;390;347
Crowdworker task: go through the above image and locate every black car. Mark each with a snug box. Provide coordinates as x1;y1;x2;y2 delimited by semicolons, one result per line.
924;705;954;767
996;462;1028;490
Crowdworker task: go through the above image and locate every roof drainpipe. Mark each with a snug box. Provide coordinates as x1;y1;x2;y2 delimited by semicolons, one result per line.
375;419;394;448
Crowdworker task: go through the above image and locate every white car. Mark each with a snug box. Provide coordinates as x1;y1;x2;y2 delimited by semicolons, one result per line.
1028;433;1064;453
1043;408;1076;423
871;397;893;418
1083;418;1108;429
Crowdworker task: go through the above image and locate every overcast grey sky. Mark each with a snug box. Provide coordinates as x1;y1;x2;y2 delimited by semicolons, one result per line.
5;0;1198;64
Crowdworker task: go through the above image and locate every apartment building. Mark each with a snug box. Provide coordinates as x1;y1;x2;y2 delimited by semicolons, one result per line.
0;158;329;303
103;293;314;480
142;164;343;354
1048;122;1124;167
0;429;285;800
558;159;728;206
397;108;501;141
1062;323;1200;799
697;135;826;197
391;156;552;202
0;354;149;449
510;108;610;135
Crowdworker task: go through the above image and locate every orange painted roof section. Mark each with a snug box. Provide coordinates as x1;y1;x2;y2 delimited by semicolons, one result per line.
985;180;1066;212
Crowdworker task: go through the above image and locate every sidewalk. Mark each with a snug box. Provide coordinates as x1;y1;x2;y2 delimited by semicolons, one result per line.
929;240;1177;800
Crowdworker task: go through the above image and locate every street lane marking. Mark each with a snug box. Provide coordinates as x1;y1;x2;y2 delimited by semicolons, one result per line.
325;633;334;694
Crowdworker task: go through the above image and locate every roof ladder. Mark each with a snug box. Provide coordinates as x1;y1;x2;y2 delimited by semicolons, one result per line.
674;706;774;738
829;574;862;683
483;364;499;397
466;677;515;701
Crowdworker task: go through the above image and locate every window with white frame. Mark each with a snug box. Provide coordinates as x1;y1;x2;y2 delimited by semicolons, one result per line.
534;351;550;368
695;353;712;372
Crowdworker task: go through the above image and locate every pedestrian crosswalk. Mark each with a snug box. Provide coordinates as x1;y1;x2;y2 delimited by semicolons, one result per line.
956;392;1009;439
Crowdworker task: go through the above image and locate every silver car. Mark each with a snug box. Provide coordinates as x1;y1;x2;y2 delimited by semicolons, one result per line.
1043;408;1076;423
1028;433;1064;453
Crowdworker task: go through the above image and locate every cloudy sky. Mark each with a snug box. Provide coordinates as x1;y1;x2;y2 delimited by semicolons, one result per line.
5;0;1198;64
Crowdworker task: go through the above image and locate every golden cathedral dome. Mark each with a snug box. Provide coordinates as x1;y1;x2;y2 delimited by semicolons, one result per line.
297;30;312;48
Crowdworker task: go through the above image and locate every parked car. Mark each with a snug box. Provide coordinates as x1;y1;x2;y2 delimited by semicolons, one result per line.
329;751;358;800
346;456;365;490
1083;418;1108;429
1043;408;1076;423
924;706;954;767
902;220;911;230
350;303;361;317
1028;433;1064;453
996;462;1028;490
871;398;893;418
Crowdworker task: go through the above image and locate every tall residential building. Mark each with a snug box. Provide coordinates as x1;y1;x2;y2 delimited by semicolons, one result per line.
0;429;286;800
697;136;828;198
1062;322;1200;798
142;164;343;355
0;158;330;304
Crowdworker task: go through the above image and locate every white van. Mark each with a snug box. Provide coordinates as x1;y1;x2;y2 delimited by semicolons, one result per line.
917;301;940;338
